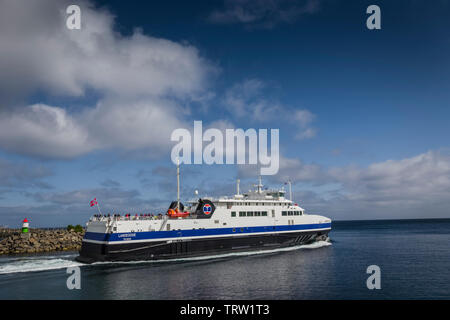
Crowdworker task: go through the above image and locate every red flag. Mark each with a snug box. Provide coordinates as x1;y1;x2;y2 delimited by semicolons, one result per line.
90;198;98;207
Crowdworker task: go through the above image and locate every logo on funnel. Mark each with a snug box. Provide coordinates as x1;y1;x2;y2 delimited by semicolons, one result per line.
203;204;212;215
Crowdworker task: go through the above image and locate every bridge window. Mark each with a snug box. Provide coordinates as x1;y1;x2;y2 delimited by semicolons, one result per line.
282;211;287;216
247;211;254;216
239;211;246;217
231;211;236;217
262;211;268;216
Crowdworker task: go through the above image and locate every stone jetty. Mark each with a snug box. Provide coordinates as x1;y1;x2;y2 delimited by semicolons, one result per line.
0;228;85;255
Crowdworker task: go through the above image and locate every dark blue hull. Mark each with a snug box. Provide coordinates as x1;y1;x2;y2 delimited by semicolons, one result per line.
76;229;330;263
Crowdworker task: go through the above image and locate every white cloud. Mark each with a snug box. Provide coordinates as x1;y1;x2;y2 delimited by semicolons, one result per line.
82;98;186;155
0;1;315;160
0;98;188;158
0;0;215;158
292;109;317;139
276;155;326;183
0;104;93;158
329;150;450;206
293;109;315;126
223;79;317;140
223;79;280;121
238;153;326;183
0;0;213;100
295;127;317;140
271;150;450;219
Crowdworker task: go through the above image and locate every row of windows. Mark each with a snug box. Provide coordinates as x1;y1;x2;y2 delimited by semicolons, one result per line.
231;211;268;217
241;202;284;206
225;202;287;207
282;211;303;216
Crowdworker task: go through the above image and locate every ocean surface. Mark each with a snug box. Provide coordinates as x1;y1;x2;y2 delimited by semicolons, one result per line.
0;219;449;300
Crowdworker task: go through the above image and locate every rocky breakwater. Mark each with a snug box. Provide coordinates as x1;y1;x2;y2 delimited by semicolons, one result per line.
0;229;85;255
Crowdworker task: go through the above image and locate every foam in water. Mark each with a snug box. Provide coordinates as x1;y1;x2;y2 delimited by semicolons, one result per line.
0;254;83;275
0;241;332;274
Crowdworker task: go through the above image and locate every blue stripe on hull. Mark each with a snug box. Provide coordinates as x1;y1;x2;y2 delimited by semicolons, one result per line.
84;222;332;242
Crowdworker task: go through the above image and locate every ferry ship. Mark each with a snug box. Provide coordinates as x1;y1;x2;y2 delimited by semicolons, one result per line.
76;165;332;263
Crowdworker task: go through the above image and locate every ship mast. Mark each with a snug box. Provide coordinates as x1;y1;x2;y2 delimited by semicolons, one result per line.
177;157;180;211
287;180;292;202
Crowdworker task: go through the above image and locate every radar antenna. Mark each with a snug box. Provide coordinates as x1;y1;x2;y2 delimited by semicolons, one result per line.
253;176;263;194
287;179;292;202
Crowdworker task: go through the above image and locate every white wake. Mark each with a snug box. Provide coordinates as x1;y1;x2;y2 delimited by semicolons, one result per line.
0;253;83;275
0;240;332;274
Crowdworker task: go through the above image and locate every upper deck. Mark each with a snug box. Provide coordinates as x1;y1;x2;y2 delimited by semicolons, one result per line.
84;177;331;237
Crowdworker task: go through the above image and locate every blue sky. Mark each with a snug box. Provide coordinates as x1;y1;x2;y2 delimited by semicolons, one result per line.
0;0;449;227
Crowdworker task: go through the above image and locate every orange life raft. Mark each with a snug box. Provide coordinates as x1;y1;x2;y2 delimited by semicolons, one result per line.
167;208;190;218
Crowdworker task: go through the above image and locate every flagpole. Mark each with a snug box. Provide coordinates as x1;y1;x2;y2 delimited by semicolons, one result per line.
96;201;102;215
176;157;180;211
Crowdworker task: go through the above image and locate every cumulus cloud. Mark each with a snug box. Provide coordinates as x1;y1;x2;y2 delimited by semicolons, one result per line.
274;155;326;183
238;154;325;184
223;79;317;140
0;99;188;158
328;150;450;207
0;0;213;101
0;0;215;158
223;79;283;121
0;104;93;158
292;109;317;140
209;0;321;29
82;98;186;156
239;150;450;219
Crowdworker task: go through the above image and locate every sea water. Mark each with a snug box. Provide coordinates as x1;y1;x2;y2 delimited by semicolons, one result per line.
0;219;448;299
